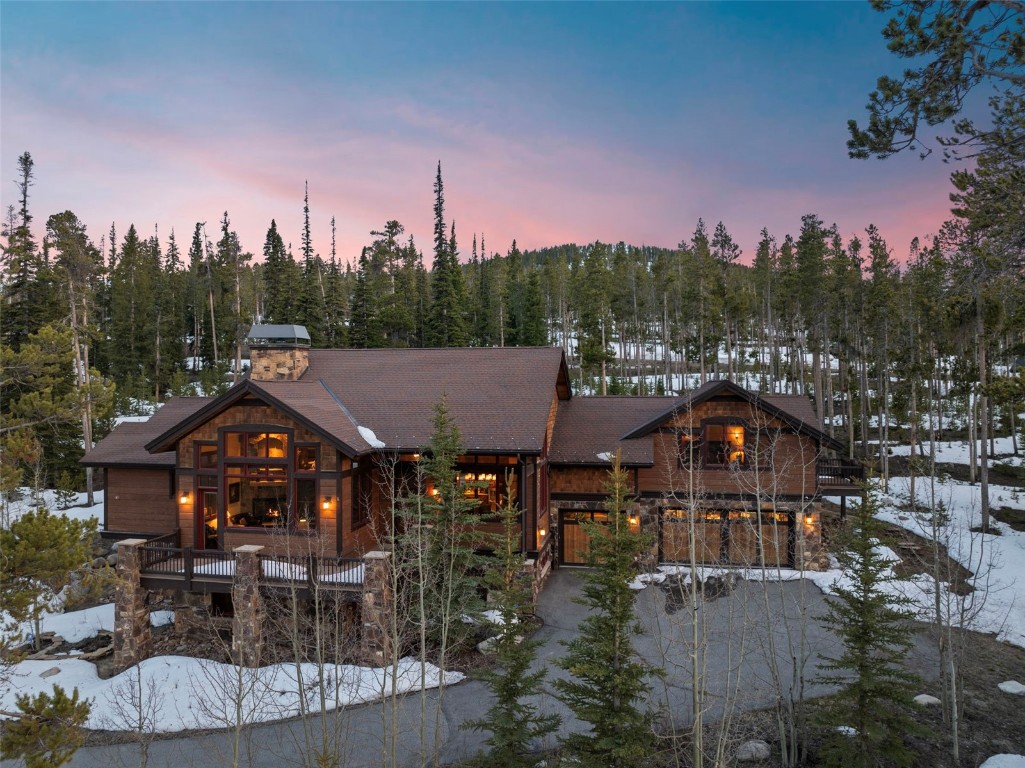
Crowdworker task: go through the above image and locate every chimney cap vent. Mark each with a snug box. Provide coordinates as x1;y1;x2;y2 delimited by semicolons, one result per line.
247;324;311;348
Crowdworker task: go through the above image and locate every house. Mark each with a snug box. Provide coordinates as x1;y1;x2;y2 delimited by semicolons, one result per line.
87;325;862;665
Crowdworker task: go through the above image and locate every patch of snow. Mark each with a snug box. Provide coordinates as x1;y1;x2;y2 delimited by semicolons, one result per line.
2;487;104;526
0;656;463;733
835;725;858;737
980;757;1025;768
998;681;1025;695
596;452;612;462
481;609;516;626
914;694;941;706
358;425;386;449
3;603;178;647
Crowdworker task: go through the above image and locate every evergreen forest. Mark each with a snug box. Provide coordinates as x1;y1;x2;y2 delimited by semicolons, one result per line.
2;144;1023;497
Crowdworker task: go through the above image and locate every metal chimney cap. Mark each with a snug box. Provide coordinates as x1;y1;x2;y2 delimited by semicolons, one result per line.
246;324;312;347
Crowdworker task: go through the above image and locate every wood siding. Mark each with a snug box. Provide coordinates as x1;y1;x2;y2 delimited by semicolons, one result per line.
555;396;820;500
105;468;176;534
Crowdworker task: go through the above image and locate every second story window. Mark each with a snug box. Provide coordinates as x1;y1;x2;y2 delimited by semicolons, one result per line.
703;420;748;468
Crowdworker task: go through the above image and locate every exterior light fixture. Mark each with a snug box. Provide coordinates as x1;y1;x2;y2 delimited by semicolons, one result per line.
179;490;191;505
322;496;332;511
538;528;546;538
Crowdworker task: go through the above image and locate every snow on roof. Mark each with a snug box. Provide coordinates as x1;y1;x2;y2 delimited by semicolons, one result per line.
358;425;386;449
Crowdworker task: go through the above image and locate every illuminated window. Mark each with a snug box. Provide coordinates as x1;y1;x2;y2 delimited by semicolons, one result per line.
704;421;747;467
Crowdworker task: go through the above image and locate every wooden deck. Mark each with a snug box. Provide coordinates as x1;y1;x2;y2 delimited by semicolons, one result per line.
137;542;364;594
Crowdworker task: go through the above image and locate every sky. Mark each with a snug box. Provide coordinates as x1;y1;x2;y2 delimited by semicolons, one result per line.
0;2;982;266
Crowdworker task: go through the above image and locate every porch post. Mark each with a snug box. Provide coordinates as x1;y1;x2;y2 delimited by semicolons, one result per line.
113;538;151;672
232;545;265;667
360;550;393;665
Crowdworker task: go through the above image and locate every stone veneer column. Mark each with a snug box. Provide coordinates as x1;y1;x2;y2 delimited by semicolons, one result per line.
113;539;151;672
231;545;265;667
360;551;393;665
797;507;829;571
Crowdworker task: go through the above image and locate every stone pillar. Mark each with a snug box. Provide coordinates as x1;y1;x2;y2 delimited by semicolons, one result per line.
231;545;265;667
797;507;829;571
360;551;393;665
113;539;151;671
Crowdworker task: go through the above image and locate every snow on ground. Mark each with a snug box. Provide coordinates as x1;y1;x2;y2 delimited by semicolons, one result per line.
889;436;1021;466
1;602;462;733
2;488;103;526
980;757;1025;768
875;474;1025;649
1;656;462;733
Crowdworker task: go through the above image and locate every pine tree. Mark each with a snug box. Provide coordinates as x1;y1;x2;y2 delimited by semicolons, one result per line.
0;685;90;768
108;225;158;393
0;508;98;650
348;248;380;348
554;451;657;768
297;184;327;344
464;476;560;764
816;490;922;768
261;219;291;323
1;152;51;350
426;163;469;346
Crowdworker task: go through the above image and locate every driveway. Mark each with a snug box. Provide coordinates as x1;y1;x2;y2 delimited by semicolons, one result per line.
46;568;937;768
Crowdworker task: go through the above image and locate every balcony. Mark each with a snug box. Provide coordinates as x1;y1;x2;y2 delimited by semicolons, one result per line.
817;457;865;493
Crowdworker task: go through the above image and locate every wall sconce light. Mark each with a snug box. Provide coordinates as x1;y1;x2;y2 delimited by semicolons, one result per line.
179;490;191;505
538;528;546;539
628;516;639;526
322;496;332;511
803;513;815;528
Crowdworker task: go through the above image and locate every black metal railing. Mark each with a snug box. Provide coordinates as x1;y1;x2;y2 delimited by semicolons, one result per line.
136;545;363;589
817;457;865;485
257;553;364;588
138;544;184;575
146;530;180;548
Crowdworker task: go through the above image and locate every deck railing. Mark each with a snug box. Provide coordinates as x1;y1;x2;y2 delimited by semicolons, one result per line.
136;545;363;589
146;530;181;548
257;553;365;588
817;457;865;485
138;544;183;575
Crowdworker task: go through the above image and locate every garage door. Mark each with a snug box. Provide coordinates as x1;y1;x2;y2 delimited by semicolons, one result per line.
660;509;792;567
560;511;609;565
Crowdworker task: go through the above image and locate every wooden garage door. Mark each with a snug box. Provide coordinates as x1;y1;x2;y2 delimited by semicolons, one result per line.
661;510;722;563
660;509;792;567
560;511;609;565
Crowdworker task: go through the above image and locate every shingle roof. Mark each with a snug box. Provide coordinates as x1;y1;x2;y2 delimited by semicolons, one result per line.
142;347;570;458
762;394;821;429
84;397;213;467
281;347;570;453
549;396;686;466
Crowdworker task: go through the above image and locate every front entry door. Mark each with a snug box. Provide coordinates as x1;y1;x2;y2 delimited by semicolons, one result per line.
559;511;608;565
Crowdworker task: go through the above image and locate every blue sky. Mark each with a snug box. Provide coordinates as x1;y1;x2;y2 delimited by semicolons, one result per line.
1;1;972;264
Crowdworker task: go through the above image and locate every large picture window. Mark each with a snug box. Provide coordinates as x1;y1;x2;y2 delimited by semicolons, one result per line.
220;428;316;531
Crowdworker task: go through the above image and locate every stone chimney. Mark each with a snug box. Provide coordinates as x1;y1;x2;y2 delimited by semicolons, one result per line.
246;324;311;382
